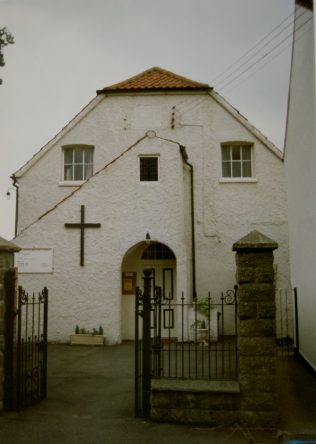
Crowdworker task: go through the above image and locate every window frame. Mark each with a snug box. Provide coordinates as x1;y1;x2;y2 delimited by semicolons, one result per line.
61;144;94;184
139;155;159;182
142;242;176;260
220;142;256;182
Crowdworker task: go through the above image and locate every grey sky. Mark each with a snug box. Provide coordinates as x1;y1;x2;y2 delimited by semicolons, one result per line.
0;0;295;239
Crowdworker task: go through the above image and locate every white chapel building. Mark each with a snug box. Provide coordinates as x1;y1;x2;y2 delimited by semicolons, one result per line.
12;67;290;344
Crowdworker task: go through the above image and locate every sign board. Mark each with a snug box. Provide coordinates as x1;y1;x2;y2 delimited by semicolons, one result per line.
122;272;137;295
15;249;53;273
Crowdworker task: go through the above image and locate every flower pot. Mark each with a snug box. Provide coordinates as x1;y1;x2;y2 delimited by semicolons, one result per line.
197;328;209;345
69;334;105;346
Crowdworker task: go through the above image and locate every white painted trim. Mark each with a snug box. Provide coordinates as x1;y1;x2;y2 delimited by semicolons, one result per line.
138;153;161;157
219;178;258;184
139;182;160;185
59;181;84;187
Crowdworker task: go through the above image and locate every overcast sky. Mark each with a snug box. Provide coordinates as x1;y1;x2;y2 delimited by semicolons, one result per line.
0;0;296;240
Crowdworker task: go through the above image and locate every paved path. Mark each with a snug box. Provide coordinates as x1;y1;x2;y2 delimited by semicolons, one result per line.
0;343;315;444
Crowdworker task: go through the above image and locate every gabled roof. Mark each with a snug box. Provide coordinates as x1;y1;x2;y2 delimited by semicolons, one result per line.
97;67;212;94
14;67;282;179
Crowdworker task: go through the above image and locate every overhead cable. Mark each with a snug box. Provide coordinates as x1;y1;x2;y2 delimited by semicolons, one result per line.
217;15;313;92
222;19;314;95
211;9;296;84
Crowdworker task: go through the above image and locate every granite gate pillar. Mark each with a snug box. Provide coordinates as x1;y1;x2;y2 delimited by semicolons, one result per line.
233;230;278;427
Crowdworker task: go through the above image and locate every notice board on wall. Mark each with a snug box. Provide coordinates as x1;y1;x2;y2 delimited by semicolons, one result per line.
15;249;53;273
122;272;137;294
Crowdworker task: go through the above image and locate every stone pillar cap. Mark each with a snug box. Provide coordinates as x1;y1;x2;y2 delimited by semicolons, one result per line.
0;236;21;252
233;230;278;251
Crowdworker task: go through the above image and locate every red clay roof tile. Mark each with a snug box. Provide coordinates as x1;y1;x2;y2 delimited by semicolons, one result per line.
97;67;211;93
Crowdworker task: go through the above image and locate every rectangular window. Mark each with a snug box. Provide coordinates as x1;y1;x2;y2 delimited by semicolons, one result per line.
63;146;94;181
163;268;174;300
221;144;252;178
140;157;158;182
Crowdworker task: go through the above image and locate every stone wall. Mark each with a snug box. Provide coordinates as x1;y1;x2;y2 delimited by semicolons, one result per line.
151;379;241;426
0;237;20;411
151;230;278;428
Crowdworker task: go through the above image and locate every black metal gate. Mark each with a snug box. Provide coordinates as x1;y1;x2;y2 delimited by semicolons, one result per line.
275;288;298;357
135;269;238;418
4;268;48;410
135;269;152;418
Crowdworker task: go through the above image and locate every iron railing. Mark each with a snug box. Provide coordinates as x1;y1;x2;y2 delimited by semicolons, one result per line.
16;286;48;409
3;269;48;410
149;289;238;381
136;284;237;380
275;288;297;356
135;277;238;417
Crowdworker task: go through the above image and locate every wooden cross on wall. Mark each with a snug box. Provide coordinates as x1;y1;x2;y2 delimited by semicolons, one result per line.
65;205;101;266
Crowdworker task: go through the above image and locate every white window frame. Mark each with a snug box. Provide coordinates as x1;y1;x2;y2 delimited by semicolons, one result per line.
60;145;94;185
220;142;257;183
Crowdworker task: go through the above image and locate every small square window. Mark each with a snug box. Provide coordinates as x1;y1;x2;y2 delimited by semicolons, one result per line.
140;157;158;182
221;144;253;178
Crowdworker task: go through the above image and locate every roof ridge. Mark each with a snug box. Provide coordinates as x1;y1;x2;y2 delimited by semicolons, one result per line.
154;66;210;88
97;66;211;93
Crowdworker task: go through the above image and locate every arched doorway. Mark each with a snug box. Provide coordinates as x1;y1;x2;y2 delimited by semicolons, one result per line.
121;241;176;340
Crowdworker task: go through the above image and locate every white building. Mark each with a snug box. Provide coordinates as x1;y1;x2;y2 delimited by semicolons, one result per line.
284;0;316;371
12;67;290;344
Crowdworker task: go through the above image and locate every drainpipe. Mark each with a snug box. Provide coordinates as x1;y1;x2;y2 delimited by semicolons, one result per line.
179;145;196;299
10;174;19;237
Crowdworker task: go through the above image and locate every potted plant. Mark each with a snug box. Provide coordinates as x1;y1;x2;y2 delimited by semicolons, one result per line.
190;297;218;344
69;325;106;346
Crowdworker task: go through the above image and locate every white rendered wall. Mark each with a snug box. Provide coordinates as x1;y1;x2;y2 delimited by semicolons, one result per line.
14;92;290;343
285;4;316;370
16;136;189;344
